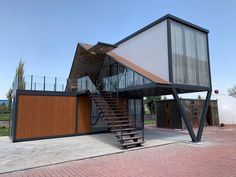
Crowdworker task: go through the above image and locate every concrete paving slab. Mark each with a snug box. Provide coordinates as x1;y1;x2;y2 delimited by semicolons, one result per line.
0;126;190;174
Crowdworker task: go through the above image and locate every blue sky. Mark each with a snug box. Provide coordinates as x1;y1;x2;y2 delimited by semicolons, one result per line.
0;0;235;99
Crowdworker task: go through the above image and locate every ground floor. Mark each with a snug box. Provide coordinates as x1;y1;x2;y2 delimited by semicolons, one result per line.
1;125;236;176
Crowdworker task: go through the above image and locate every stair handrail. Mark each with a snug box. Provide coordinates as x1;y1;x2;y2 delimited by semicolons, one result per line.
77;76;99;94
92;111;103;126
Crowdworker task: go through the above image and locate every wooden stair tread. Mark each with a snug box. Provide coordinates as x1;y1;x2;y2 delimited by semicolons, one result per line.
109;124;131;128
104;115;127;118
121;141;144;147
103;117;128;122
110;128;136;132
98;106;126;109
115;131;139;136
106;120;129;123
103;112;128;114
117;136;142;141
90;93;144;149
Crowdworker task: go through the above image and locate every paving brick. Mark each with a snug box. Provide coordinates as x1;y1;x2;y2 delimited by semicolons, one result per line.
1;126;236;177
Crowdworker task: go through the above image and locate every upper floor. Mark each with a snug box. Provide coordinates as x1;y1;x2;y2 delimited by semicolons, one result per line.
68;14;211;95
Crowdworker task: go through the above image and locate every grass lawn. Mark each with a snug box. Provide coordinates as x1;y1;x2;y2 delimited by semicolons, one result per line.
0;127;9;136
0;113;10;121
144;119;156;125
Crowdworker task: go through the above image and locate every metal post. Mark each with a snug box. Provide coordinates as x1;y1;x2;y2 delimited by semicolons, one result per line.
34;82;36;90
133;71;135;86
120;97;124;146
172;87;197;142
54;77;57;91
86;79;88;91
141;98;144;142
43;76;45;91
124;68;127;88
196;90;212;141
134;99;136;128
30;75;33;90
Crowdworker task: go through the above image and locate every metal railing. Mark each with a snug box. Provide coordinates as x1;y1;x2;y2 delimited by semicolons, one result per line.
102;68;152;92
12;75;100;94
13;75;68;92
77;76;99;93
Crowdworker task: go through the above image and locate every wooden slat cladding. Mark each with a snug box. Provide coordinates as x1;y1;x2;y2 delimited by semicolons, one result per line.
77;96;91;134
16;95;76;139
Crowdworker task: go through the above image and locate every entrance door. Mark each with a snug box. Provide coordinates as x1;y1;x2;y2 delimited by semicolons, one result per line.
77;96;91;134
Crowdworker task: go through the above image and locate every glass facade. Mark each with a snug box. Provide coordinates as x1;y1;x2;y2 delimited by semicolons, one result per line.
97;56;153;92
128;99;143;129
170;20;210;87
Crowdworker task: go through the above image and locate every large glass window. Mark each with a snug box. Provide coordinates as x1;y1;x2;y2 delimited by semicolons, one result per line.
170;20;210;87
97;56;153;92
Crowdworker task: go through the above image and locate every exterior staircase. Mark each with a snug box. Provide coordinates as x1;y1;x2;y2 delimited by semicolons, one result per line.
90;91;144;149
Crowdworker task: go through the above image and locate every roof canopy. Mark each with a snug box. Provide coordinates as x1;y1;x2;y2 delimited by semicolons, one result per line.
68;42;116;82
68;42;169;85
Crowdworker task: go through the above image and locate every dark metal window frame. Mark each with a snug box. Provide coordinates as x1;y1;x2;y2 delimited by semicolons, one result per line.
167;18;212;90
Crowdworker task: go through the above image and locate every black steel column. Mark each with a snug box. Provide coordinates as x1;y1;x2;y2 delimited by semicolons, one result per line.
75;95;79;134
13;91;19;142
43;76;46;91
172;87;197;142
141;98;144;142
30;75;33;90
196;90;212;141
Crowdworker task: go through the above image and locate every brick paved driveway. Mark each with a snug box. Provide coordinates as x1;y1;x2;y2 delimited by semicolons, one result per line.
1;126;236;177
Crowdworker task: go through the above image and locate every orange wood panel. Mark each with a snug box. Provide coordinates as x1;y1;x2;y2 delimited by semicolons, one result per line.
77;96;91;134
16;95;76;139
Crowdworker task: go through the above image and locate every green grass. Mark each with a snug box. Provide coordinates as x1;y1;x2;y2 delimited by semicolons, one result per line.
144;110;151;115
0;113;10;121
144;119;156;125
0;127;9;136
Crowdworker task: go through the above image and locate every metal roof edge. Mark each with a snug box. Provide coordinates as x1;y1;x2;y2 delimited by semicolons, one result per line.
115;14;209;46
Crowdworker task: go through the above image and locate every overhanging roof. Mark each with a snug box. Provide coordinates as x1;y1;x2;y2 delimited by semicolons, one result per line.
115;14;209;45
68;42;116;81
68;41;170;85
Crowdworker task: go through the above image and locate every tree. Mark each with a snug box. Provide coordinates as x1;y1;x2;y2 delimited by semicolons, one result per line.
6;60;25;111
6;88;13;111
198;95;202;100
228;85;236;98
144;96;161;114
16;60;25;89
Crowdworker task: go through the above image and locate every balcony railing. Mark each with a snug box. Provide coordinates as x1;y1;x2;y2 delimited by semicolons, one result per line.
102;68;152;92
13;75;68;92
77;76;99;93
12;68;153;94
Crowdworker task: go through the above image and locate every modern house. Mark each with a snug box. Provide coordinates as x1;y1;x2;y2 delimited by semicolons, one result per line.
9;14;212;148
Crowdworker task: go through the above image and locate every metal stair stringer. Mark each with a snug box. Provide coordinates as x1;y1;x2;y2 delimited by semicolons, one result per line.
90;92;144;149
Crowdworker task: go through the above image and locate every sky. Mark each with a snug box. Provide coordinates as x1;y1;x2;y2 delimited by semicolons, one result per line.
0;0;236;99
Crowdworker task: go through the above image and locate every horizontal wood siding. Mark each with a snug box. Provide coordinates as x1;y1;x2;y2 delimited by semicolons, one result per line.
16;95;76;139
78;96;91;134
